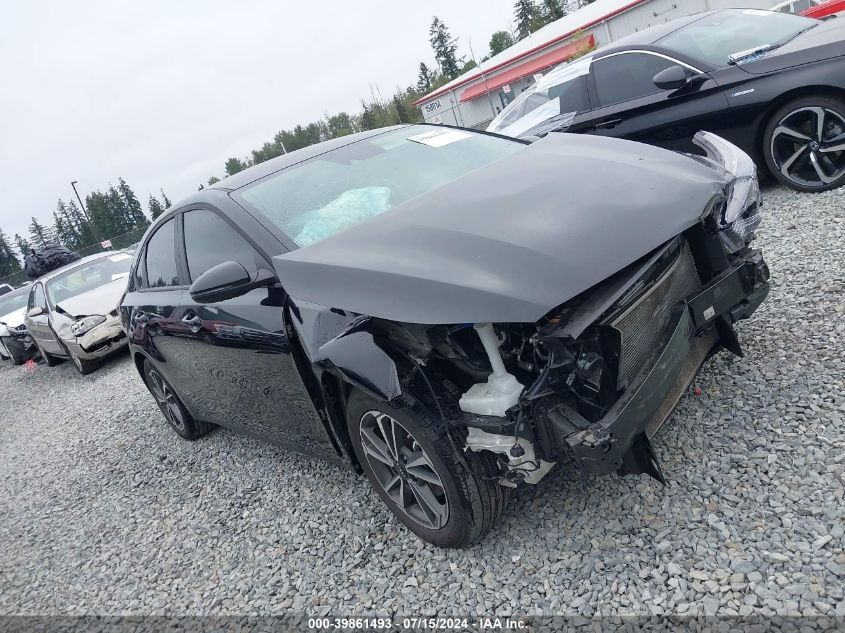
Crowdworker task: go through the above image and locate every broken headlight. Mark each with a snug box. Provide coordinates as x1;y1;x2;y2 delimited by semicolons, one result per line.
70;315;106;337
693;131;762;253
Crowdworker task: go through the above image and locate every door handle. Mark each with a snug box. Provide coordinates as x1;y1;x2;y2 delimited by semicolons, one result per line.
595;118;623;130
182;313;203;329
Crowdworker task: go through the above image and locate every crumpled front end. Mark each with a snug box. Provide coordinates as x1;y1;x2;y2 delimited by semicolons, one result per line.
63;312;128;361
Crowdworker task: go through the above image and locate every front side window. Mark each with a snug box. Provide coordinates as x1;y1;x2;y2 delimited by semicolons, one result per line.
46;253;132;306
658;9;816;67
236;126;523;247
183;210;258;280
144;219;179;288
592;53;677;107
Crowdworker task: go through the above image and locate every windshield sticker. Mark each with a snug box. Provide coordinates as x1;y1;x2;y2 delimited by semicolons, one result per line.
742;9;773;15
108;253;132;262
407;129;472;148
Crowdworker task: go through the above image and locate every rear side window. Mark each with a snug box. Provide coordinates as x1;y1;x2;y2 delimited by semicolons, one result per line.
183;210;258;281
144;219;179;288
592;53;677;107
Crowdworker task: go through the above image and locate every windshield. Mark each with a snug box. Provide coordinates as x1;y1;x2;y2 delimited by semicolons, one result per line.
46;253;133;306
236;126;524;247
0;291;28;318
487;56;592;138
658;9;817;67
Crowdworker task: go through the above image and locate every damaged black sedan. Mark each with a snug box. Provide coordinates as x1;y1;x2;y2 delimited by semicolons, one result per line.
120;124;769;547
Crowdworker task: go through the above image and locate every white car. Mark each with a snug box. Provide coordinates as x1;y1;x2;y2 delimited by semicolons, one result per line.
0;286;36;365
772;0;824;13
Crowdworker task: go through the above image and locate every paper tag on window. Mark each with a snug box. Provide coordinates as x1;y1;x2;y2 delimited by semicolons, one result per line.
108;253;132;262
743;9;773;15
407;129;472;148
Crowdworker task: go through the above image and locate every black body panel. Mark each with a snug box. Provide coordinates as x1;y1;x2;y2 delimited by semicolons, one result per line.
272;133;726;325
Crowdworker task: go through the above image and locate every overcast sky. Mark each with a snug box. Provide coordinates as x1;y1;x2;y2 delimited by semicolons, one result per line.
0;1;515;243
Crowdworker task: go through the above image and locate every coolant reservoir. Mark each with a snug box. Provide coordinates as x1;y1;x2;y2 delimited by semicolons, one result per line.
458;323;524;418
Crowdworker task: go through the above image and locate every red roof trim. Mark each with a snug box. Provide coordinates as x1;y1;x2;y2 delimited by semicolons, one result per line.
413;0;650;106
459;35;595;103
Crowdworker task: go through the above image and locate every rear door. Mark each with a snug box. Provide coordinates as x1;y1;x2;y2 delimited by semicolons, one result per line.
582;51;734;152
121;216;197;399
27;282;62;355
177;206;338;457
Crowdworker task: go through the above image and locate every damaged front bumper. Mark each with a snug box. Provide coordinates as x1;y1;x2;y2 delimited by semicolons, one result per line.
67;315;128;360
555;251;769;481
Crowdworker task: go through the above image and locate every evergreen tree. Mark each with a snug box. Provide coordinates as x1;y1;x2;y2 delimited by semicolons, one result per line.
208;176;221;186
326;112;356;138
225;157;248;176
65;199;96;247
417;62;436;93
161;190;172;209
514;0;541;40
489;31;515;57
541;0;566;22
429;17;462;79
29;217;52;249
118;178;149;231
13;234;31;259
0;229;22;276
148;195;165;220
392;92;411;123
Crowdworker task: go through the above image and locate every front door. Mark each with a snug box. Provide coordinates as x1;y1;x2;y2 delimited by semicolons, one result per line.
27;282;62;355
583;51;734;153
178;208;338;457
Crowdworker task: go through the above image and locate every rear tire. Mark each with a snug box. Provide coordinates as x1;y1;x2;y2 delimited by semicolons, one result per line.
346;390;509;548
143;358;212;440
764;94;845;192
34;340;62;367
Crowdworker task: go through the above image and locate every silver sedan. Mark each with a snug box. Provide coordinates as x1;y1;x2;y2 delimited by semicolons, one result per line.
24;251;132;374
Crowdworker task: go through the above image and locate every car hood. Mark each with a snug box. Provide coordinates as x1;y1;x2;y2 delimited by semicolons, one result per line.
738;18;845;74
54;277;127;318
272;133;726;325
0;307;26;328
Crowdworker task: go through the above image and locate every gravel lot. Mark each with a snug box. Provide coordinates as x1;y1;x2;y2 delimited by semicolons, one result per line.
0;185;843;618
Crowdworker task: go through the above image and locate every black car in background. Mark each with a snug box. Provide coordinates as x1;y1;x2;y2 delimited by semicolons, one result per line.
488;8;845;193
121;124;769;547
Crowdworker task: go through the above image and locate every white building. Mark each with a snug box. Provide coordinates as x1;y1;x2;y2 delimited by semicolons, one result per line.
415;0;779;129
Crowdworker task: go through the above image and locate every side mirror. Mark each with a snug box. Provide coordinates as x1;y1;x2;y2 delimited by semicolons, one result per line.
27;306;44;318
653;65;690;90
189;261;277;304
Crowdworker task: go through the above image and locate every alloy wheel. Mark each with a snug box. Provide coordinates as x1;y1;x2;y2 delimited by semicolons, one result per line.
359;410;449;530
147;369;186;431
771;106;845;189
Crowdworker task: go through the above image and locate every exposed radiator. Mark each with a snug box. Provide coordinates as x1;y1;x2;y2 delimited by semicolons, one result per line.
610;243;701;389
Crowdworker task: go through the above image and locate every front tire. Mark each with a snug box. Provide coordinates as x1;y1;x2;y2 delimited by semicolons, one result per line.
346;390;509;548
1;337;28;365
764;95;845;192
62;343;100;375
143;358;212;440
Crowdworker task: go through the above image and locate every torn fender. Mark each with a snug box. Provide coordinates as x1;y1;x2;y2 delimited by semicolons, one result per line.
286;297;402;402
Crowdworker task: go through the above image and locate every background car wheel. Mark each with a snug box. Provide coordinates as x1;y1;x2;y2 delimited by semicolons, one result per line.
764;95;845;192
33;341;62;367
142;358;211;440
346;389;509;548
61;343;99;375
3;338;30;366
